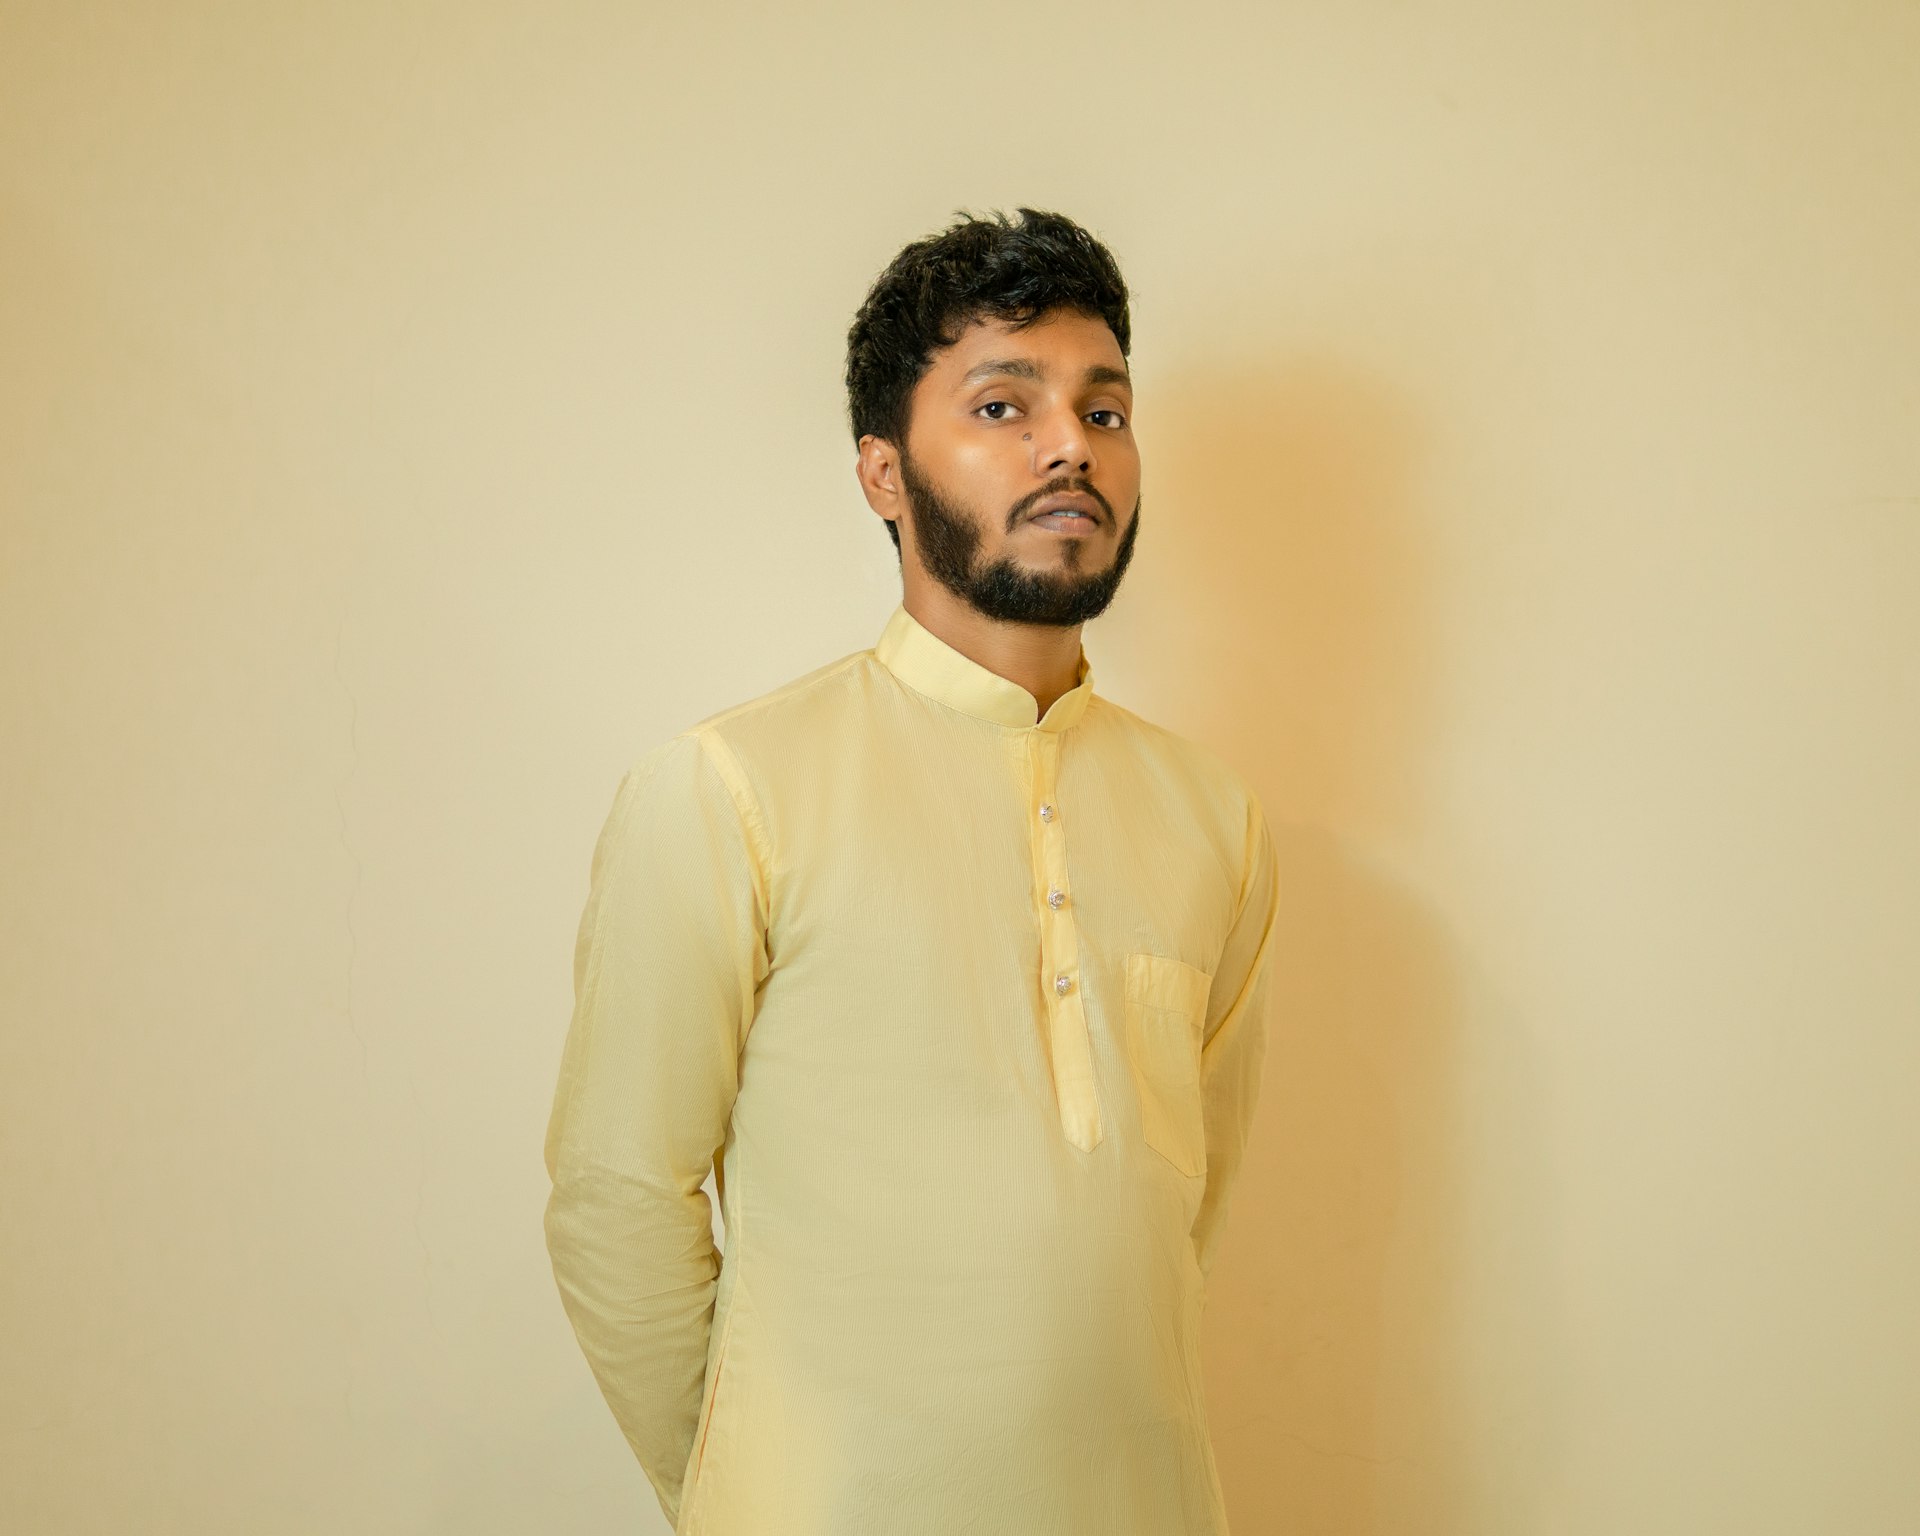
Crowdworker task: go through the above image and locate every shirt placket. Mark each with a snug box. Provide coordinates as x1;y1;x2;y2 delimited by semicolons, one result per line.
1027;730;1102;1152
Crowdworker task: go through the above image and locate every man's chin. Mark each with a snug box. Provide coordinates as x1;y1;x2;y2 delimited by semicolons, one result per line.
949;569;1124;627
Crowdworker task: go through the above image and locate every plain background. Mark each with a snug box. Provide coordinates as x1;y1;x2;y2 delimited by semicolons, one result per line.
3;2;1916;1532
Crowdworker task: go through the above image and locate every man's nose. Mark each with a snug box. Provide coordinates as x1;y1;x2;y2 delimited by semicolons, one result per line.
1027;404;1095;476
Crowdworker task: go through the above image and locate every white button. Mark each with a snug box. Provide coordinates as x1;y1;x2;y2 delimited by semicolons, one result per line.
1054;972;1072;995
1047;887;1065;908
1038;802;1054;821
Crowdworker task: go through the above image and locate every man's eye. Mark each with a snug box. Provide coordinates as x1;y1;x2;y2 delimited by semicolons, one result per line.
1089;409;1128;428
977;401;1018;420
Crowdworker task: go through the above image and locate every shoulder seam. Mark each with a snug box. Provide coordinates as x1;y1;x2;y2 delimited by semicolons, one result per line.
690;650;868;733
690;726;773;934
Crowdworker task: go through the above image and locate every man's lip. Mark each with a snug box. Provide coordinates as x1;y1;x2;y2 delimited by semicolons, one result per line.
1029;493;1101;523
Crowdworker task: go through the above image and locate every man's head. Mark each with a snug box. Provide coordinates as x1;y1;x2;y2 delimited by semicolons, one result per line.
846;208;1141;627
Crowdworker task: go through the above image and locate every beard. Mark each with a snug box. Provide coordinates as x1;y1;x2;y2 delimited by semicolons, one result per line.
896;447;1141;627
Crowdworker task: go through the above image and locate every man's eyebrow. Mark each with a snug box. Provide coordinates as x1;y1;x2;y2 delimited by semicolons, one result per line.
956;358;1134;391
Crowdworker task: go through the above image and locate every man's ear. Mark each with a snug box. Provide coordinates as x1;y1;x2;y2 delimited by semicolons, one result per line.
855;434;903;519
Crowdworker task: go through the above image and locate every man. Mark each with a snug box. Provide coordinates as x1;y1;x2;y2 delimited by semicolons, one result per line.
543;207;1281;1535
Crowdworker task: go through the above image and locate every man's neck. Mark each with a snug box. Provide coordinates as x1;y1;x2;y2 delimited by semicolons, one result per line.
900;587;1085;720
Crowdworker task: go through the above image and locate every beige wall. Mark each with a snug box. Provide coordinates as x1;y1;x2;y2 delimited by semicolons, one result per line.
3;3;1915;1532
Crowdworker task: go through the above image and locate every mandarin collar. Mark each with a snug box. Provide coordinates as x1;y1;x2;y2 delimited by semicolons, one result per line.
872;602;1095;733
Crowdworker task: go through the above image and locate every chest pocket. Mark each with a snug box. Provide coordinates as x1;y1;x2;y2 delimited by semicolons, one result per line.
1124;952;1215;1176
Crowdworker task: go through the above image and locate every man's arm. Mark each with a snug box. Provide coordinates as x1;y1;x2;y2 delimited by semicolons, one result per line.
542;727;770;1528
1191;790;1281;1286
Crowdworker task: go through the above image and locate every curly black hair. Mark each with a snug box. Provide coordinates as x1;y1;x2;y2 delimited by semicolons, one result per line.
845;207;1132;553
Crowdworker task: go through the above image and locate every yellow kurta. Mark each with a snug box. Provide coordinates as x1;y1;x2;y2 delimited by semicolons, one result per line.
543;601;1281;1535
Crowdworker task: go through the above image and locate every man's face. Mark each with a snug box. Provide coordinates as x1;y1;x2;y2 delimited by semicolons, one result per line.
888;308;1142;626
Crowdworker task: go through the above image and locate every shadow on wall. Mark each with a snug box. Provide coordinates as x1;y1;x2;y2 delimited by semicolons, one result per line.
1145;355;1562;1533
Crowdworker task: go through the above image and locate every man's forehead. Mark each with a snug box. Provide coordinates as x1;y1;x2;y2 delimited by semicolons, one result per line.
935;313;1129;386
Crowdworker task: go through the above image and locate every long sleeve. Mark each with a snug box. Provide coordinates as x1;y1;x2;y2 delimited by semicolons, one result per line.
542;728;771;1529
1190;792;1281;1286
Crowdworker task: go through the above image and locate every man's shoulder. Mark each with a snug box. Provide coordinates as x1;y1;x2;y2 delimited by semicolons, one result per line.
1087;695;1263;815
623;645;873;780
689;648;871;737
